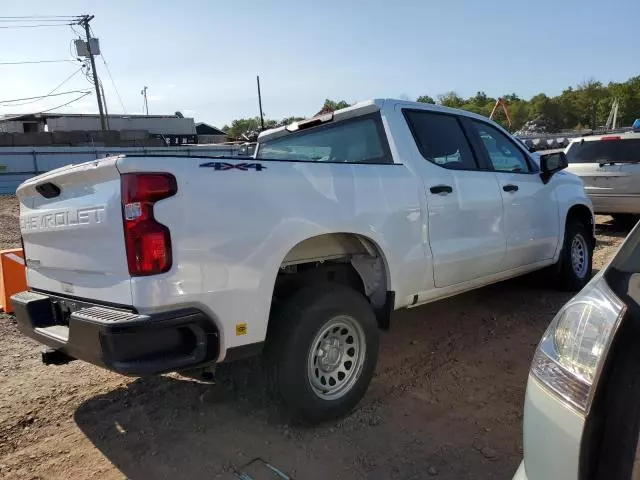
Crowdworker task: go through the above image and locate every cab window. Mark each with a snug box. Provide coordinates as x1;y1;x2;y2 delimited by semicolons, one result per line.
403;110;479;170
472;121;532;173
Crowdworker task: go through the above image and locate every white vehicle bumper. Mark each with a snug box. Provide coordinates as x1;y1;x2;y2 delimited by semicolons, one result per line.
589;193;640;214
512;461;527;480
513;376;585;480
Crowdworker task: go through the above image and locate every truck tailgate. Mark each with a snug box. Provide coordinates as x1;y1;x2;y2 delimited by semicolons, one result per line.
569;162;640;196
16;157;132;305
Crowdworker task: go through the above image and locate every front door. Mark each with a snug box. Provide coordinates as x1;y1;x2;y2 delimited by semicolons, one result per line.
468;119;559;269
402;109;506;287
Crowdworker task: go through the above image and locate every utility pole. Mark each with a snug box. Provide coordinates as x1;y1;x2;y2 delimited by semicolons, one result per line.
79;15;107;131
256;75;264;130
100;82;110;130
141;86;149;115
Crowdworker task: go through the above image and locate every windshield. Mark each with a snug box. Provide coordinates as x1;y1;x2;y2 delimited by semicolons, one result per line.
566;138;640;164
256;113;392;164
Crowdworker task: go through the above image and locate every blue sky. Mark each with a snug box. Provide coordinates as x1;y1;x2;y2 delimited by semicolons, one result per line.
0;0;638;128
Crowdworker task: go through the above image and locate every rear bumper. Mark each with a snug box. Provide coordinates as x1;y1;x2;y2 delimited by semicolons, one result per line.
588;193;640;214
10;291;219;376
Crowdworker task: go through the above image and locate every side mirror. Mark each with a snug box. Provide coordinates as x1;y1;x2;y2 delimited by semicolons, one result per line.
540;151;568;183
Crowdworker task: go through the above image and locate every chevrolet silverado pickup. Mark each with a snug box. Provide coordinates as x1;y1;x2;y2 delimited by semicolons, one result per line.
12;99;595;423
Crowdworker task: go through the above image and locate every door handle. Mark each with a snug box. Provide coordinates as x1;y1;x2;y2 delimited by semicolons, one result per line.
503;184;519;192
430;185;453;195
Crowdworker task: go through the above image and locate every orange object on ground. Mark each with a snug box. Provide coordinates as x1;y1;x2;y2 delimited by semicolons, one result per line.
0;248;27;314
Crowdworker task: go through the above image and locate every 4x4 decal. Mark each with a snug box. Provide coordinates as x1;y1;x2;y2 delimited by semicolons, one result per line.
200;161;266;171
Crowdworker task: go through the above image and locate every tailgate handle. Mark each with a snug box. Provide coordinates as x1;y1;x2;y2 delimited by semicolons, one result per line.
35;182;61;199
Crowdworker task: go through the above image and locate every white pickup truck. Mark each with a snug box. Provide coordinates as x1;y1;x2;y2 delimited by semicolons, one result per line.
12;99;595;423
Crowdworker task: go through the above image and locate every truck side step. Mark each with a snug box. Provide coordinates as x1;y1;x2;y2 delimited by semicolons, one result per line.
41;348;75;366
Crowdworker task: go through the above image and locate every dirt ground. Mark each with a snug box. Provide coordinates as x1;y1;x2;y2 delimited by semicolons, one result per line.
0;194;629;480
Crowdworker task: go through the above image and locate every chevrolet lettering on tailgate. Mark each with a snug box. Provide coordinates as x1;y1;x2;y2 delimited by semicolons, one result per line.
20;206;106;231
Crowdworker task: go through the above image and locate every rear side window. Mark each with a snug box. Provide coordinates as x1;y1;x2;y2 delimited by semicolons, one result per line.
403;110;478;170
256;113;392;164
566;139;640;164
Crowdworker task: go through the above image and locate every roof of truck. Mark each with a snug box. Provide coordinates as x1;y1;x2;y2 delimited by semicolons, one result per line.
258;98;503;143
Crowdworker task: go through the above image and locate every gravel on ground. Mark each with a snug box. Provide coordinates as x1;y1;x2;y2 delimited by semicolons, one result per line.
0;194;629;479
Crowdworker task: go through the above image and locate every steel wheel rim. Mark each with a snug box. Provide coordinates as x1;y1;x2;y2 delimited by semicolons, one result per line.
307;315;366;400
571;233;588;278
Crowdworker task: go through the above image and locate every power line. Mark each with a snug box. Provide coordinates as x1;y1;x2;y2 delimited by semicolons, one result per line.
0;68;85;106
40;92;91;112
0;19;76;22
46;68;85;97
100;55;127;113
0;92;92;121
0;23;72;29
70;23;84;38
0;89;89;105
0;59;76;65
0;15;78;19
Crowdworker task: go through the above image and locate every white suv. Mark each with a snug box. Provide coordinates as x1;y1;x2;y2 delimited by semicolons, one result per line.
566;132;640;226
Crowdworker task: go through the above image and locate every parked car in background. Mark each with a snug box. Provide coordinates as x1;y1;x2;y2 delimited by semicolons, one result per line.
12;99;594;424
514;221;640;480
566;132;640;226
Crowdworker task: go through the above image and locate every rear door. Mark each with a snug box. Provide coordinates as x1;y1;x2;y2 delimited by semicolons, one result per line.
402;108;506;287
566;137;640;205
467;119;559;269
17;157;132;304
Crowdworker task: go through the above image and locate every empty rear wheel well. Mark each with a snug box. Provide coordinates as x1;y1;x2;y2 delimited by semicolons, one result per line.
272;233;391;326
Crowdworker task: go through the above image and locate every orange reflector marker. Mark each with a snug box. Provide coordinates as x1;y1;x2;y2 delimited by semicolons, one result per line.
0;248;27;314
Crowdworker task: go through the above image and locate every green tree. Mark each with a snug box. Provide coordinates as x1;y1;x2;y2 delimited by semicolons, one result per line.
221;75;640;138
437;91;465;108
469;91;489;106
320;99;350;112
225;117;278;139
609;76;640;126
416;95;436;104
574;79;607;129
277;116;306;127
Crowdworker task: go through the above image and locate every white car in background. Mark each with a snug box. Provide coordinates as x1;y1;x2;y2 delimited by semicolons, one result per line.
514;222;640;479
566;132;640;225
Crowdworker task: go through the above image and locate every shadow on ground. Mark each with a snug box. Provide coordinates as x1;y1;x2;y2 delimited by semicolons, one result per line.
74;360;287;479
596;219;634;239
73;278;575;480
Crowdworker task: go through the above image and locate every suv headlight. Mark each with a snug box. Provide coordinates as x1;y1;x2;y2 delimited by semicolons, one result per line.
531;274;625;413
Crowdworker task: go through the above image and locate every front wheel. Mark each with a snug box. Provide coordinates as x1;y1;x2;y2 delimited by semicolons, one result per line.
264;283;379;424
555;221;593;291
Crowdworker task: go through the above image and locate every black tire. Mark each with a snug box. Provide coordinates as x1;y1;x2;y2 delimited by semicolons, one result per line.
264;283;379;424
555;221;593;291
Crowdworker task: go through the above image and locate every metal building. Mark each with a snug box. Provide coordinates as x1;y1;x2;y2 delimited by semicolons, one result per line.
0;113;197;144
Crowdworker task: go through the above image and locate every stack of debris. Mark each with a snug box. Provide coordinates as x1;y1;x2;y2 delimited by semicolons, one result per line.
514;116;554;136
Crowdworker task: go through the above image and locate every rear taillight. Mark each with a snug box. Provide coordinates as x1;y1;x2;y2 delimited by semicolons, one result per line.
601;136;621;141
121;173;177;276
